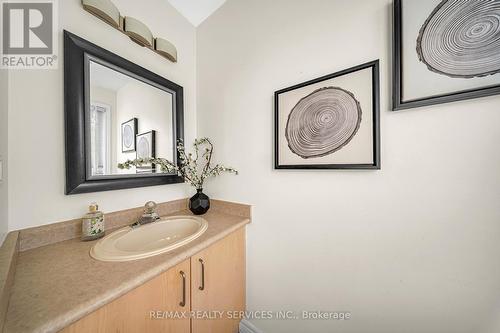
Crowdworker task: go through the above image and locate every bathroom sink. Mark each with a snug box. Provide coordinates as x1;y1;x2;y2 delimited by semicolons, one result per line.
90;215;208;262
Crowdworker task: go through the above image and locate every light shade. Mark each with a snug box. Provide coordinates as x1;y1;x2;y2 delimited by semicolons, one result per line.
124;16;153;47
154;38;178;63
81;0;178;63
82;0;121;28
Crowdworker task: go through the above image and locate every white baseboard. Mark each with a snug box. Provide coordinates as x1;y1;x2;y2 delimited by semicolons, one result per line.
240;319;264;333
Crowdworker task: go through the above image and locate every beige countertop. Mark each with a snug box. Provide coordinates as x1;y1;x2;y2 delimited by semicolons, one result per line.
4;208;250;333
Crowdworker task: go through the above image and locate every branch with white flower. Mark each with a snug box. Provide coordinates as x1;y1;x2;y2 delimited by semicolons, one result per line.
118;138;238;189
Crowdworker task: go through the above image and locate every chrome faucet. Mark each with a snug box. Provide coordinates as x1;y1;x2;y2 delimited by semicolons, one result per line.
131;201;160;228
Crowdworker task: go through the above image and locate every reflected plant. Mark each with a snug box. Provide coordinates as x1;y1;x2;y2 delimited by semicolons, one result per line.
118;138;238;189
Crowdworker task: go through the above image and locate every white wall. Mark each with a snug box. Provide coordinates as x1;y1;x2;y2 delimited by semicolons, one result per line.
196;1;500;332
7;0;196;230
0;69;8;243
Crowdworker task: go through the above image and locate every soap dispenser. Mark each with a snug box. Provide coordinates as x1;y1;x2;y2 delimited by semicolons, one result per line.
82;202;105;241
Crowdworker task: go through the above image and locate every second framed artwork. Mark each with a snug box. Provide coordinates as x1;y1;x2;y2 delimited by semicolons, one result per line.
275;60;380;169
393;0;500;110
136;130;156;173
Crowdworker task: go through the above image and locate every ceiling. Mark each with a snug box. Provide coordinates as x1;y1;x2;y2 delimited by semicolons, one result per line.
167;0;227;26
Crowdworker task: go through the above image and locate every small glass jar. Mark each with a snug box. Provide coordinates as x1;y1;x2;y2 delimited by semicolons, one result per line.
82;202;105;241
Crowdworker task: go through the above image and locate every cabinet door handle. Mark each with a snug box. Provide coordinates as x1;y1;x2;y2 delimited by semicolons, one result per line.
179;270;186;307
198;259;205;291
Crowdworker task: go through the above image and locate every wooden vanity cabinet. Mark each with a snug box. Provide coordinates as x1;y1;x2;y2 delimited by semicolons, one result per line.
61;228;245;333
191;228;246;333
61;259;191;333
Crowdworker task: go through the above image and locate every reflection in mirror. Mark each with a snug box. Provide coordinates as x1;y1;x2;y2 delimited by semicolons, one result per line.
88;59;175;178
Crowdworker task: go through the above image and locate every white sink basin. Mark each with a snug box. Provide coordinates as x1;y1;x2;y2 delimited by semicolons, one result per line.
90;215;208;262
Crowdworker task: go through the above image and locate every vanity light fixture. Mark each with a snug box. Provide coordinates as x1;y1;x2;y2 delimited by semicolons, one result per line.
154;38;178;63
81;0;178;63
123;16;154;48
82;0;122;29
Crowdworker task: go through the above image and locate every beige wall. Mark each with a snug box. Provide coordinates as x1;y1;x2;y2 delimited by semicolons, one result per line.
0;69;8;243
197;0;500;332
7;0;196;230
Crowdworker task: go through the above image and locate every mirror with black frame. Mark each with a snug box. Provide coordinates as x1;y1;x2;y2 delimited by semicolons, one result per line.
87;58;175;177
64;31;184;194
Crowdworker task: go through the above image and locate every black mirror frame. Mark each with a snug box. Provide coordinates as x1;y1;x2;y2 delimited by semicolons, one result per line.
64;30;184;195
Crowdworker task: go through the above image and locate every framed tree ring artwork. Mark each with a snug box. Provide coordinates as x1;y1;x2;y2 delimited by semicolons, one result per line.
275;60;380;170
393;0;500;110
121;118;137;153
136;130;156;173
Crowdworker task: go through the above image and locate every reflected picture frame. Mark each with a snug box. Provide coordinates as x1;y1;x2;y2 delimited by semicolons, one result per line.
136;130;156;173
121;118;138;153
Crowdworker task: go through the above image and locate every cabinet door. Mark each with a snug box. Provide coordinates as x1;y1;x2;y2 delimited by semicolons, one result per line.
61;259;191;333
191;228;246;333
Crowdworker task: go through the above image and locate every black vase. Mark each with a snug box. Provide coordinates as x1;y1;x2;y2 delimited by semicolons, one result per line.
189;189;210;215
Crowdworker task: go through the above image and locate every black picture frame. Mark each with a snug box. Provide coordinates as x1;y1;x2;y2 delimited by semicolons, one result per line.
274;60;380;170
64;30;184;194
136;130;156;173
121;118;138;153
392;0;500;111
